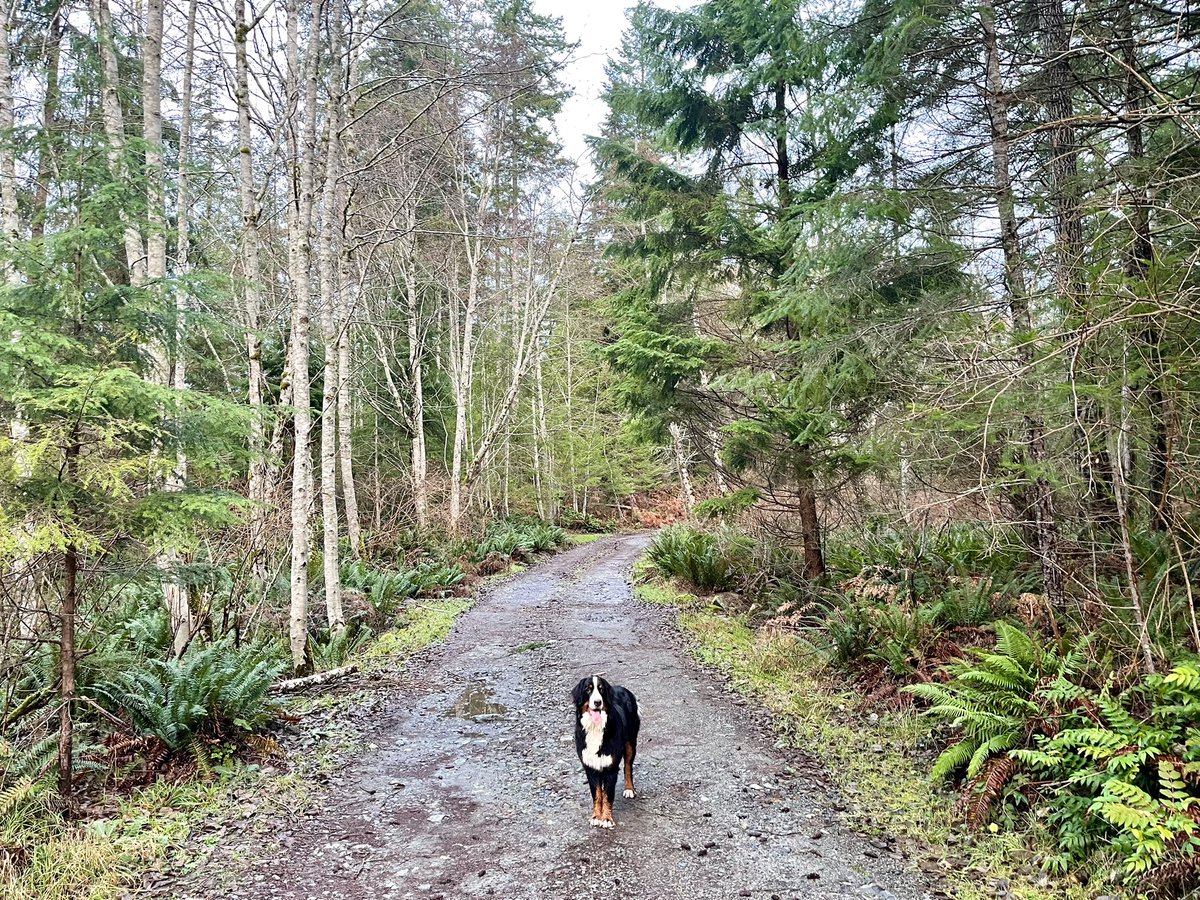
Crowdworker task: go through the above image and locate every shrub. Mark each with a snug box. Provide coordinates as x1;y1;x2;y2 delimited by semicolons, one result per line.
0;735;58;819
825;601;877;667
825;522;1026;583
910;627;1200;891
312;624;374;671
342;559;465;618
646;524;751;593
558;509;609;532
1015;664;1200;887
89;640;285;762
473;520;566;561
934;575;1013;629
906;623;1079;787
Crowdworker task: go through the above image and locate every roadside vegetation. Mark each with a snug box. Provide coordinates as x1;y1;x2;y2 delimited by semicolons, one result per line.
639;523;1199;899
0;517;579;899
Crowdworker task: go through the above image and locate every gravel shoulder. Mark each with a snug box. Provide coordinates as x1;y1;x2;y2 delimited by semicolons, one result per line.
159;534;938;900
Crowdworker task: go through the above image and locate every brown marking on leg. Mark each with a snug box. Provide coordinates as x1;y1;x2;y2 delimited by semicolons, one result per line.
623;742;636;797
600;788;615;826
591;785;604;823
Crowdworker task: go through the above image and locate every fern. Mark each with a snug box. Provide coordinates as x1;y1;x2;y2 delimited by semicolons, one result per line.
89;639;285;752
647;524;751;592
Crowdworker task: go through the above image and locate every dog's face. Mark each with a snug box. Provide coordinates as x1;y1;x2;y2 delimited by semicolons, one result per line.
572;674;610;730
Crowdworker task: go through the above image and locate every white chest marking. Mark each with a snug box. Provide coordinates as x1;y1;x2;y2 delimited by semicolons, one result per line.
579;711;612;770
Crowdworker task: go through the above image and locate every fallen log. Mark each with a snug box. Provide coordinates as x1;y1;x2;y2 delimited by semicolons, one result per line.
270;664;358;694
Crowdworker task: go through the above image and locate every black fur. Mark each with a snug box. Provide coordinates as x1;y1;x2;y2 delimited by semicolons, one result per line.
572;674;640;824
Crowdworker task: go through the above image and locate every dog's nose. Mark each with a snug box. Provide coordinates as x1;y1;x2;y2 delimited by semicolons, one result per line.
591;701;602;709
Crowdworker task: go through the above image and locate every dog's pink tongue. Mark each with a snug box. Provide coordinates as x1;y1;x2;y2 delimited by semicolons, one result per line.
589;710;602;725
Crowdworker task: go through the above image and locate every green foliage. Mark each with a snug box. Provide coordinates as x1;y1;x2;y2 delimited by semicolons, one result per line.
646;524;752;593
312;625;375;671
825;601;878;667
907;623;1076;782
1012;664;1200;887
341;559;465;619
693;487;760;521
89;640;285;754
913;629;1200;889
0;735;58;818
936;577;1008;629
472;519;566;561
825;522;1027;582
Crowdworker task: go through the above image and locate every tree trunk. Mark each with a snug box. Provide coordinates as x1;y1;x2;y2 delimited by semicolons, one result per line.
404;242;429;529
796;452;825;578
982;0;1065;616
31;9;62;241
0;11;18;274
317;57;344;631
669;423;695;515
162;0;198;656
337;248;361;555
234;0;268;582
58;435;80;803
1036;0;1114;521
448;244;480;533
286;0;323;672
1117;2;1168;530
142;0;167;289
774;77;824;577
92;0;146;284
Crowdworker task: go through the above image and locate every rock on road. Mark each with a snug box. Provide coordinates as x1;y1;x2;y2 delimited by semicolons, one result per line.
180;534;937;900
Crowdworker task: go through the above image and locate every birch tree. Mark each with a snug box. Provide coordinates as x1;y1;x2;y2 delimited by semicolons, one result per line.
286;0;323;671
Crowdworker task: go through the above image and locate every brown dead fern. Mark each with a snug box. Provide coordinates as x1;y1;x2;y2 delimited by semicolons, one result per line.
966;755;1018;830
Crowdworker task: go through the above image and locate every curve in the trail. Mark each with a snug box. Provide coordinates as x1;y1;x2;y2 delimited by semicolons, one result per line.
172;534;936;900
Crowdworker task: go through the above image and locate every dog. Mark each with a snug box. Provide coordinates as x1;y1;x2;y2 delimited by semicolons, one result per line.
572;674;640;828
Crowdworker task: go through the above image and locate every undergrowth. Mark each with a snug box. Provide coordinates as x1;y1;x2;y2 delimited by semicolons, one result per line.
0;519;543;899
633;561;1093;900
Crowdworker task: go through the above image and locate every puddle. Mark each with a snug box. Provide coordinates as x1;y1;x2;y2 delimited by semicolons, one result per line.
445;684;508;721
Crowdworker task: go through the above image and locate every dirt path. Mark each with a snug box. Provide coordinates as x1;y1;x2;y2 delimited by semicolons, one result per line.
170;535;937;900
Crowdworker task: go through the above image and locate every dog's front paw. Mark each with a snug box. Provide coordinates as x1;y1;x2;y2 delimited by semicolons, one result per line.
591;816;603;827
623;789;636;799
599;817;615;829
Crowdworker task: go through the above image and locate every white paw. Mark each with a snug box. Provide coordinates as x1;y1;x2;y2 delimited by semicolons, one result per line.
591;817;602;827
600;818;615;829
623;789;636;799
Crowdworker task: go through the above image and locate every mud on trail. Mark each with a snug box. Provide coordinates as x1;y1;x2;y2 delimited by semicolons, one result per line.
163;535;938;900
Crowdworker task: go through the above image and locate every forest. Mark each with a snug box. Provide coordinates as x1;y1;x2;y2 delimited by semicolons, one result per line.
1;0;1199;896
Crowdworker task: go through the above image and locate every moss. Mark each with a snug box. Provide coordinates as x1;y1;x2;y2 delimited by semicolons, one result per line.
635;572;1096;900
567;532;611;545
512;641;549;654
1;768;265;900
361;598;471;665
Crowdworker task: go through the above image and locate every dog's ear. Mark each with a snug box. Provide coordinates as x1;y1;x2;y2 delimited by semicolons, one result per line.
571;677;588;709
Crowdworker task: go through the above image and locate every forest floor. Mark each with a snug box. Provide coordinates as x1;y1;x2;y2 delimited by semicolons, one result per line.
146;534;939;900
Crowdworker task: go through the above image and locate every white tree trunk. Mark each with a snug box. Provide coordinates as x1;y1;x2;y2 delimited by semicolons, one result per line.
92;0;146;285
286;0;323;672
161;0;199;656
400;212;429;529
317;70;344;632
0;11;18;273
448;242;481;534
670;423;696;515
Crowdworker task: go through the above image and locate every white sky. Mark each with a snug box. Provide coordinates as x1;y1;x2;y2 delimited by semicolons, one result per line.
532;0;687;171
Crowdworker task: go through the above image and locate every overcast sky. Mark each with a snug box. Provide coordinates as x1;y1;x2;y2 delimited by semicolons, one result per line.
529;0;632;168
531;0;687;172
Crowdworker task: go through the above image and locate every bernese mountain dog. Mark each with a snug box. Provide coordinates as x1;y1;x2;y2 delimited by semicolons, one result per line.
571;674;640;828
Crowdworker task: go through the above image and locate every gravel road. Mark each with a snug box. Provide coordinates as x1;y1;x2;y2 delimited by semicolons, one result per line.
164;534;938;900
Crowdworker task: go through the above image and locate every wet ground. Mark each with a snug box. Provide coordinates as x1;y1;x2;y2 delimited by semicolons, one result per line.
164;534;938;900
